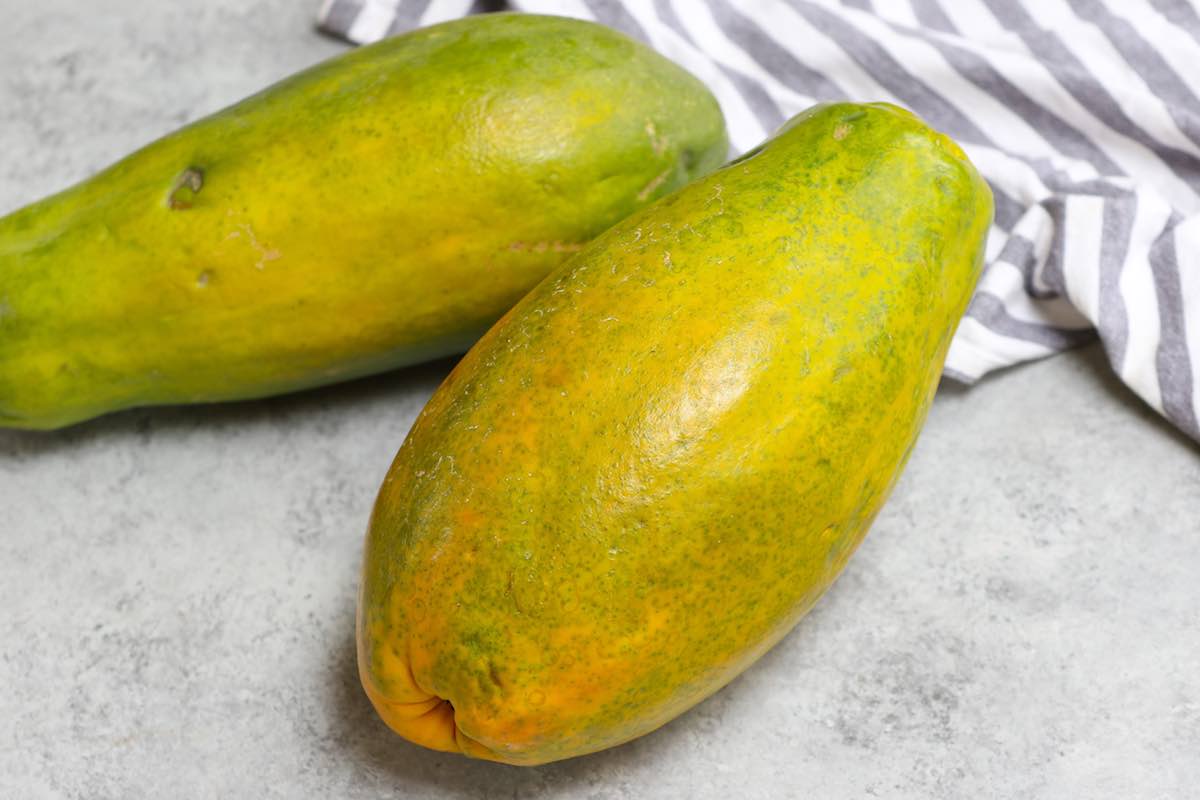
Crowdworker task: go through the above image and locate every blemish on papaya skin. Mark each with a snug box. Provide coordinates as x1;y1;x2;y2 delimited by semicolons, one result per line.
166;167;204;209
833;122;852;141
226;223;281;269
704;184;725;214
508;241;585;254
645;120;669;156
488;662;506;690
637;168;672;202
195;270;213;288
506;571;525;614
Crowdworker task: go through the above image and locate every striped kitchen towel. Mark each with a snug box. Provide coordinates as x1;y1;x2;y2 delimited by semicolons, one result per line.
319;0;1200;443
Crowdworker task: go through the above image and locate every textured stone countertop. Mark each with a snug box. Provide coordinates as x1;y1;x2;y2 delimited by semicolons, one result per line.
2;2;1198;798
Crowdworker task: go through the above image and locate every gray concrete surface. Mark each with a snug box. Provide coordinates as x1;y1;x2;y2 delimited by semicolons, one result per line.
1;2;1198;798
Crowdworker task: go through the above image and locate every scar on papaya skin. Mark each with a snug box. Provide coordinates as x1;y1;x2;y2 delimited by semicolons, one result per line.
506;571;525;614
645;120;669;156
637;167;672;201
508;241;584;254
704;184;725;214
488;662;506;691
833;123;852;141
226;224;281;269
166;167;204;209
195;270;213;288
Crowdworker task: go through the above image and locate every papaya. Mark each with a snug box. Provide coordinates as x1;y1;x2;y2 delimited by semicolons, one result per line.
0;14;727;430
357;102;993;765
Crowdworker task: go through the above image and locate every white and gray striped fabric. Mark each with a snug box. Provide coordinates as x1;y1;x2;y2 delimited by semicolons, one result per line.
318;0;1200;443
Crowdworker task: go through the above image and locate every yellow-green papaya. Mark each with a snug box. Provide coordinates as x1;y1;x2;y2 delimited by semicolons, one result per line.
0;14;726;430
357;102;993;765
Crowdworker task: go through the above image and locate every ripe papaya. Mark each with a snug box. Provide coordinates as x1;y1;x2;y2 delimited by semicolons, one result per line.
0;14;727;430
357;102;993;765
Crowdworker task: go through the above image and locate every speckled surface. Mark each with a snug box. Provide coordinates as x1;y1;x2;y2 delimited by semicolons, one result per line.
1;2;1198;798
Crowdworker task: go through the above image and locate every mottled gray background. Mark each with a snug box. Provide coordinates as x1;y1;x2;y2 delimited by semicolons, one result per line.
1;2;1197;798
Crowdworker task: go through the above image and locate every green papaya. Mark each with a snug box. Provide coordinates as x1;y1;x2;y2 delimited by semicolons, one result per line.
0;14;726;430
357;102;993;765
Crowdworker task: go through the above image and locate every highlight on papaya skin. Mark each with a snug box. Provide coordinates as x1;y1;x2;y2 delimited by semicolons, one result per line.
356;101;993;765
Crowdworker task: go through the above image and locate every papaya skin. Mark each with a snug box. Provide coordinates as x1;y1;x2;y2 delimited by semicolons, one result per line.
359;102;994;765
0;14;727;430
